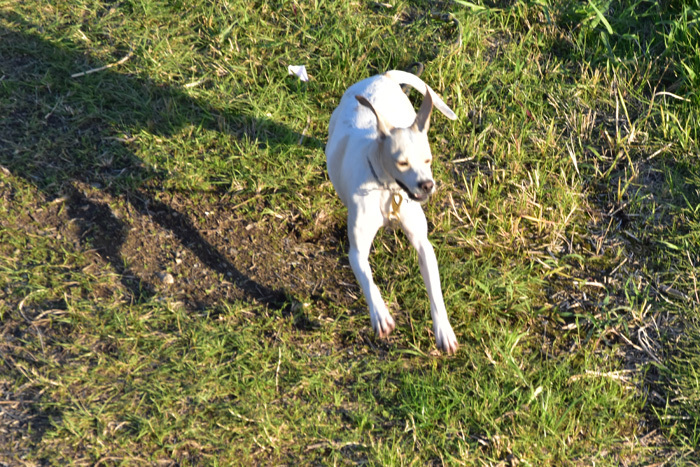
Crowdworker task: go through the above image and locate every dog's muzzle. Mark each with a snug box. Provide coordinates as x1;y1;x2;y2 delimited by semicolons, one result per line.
396;179;434;203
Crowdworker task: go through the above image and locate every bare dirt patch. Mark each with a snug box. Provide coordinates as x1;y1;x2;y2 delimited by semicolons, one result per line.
3;177;354;315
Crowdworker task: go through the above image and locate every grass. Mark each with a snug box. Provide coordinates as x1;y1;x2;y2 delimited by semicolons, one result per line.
1;0;699;464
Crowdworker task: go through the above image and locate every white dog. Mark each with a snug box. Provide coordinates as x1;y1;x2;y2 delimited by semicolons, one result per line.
325;70;459;354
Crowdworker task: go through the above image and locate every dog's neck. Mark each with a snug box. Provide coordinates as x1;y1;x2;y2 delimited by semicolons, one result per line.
366;156;383;184
367;156;404;220
366;156;397;192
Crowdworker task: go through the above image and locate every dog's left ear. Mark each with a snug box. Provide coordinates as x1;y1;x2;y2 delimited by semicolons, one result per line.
412;89;433;134
356;95;394;138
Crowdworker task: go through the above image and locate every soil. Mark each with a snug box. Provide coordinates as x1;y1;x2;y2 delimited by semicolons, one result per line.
9;179;356;314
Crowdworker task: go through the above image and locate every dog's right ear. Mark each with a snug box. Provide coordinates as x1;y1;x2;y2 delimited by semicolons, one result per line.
412;88;433;134
356;95;393;138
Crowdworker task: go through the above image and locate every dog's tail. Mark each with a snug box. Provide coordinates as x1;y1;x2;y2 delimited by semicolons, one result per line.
384;70;458;121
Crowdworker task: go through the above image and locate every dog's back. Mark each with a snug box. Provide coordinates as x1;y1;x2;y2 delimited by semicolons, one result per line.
330;74;418;134
327;71;454;151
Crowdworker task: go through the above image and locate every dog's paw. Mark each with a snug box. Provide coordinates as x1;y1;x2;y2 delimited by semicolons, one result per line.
370;307;396;338
435;324;459;355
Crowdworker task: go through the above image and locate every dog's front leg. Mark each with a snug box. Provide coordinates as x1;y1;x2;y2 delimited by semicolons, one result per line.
347;207;396;338
400;204;459;354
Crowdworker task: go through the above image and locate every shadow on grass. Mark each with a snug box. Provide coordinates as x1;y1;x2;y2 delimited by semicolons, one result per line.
0;17;320;309
1;17;326;455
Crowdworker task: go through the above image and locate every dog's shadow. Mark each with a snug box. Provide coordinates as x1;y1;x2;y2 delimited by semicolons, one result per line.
0;16;321;310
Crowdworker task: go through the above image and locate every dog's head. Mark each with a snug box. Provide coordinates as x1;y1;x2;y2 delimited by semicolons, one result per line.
356;92;437;203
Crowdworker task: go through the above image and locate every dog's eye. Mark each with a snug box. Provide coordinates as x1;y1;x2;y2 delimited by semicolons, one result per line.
425;159;432;165
397;160;409;168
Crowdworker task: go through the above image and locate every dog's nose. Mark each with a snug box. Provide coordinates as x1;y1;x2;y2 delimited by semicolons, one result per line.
419;180;434;194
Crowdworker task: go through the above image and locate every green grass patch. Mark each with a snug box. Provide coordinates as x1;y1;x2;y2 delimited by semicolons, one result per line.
1;0;699;464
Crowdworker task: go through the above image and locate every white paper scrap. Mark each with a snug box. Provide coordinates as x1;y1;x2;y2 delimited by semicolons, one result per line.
287;65;309;82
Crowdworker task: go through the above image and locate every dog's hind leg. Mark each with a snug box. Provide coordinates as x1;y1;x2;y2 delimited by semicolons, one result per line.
347;207;396;338
399;204;459;354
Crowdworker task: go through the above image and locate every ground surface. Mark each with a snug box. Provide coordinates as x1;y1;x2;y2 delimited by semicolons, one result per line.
1;0;699;465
